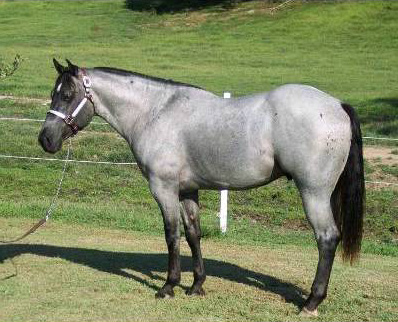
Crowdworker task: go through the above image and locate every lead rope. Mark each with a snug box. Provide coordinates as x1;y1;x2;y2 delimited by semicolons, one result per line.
0;138;72;244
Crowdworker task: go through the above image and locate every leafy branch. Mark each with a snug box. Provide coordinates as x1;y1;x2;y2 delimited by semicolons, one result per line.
0;54;23;80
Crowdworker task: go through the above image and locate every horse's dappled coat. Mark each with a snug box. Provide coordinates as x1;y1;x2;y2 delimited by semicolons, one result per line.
39;60;365;316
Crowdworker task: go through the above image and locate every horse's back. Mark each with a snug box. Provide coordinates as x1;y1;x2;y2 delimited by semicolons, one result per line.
142;84;352;192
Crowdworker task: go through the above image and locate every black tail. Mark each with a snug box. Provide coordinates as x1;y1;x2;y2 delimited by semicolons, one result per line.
331;103;365;264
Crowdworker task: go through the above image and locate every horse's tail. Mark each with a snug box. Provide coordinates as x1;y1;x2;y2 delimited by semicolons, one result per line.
331;103;365;264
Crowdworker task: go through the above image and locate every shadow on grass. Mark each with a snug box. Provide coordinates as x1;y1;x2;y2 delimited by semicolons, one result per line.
358;97;398;136
0;243;306;308
125;0;256;13
372;98;398;108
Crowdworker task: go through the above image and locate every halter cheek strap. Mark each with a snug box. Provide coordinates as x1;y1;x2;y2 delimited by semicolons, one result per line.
47;72;94;136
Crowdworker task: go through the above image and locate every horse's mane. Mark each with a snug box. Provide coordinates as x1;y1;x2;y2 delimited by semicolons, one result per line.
94;67;203;90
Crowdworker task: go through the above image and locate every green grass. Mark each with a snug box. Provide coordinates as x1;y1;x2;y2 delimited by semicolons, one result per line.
0;218;397;322
0;0;397;137
0;2;397;320
0;0;397;249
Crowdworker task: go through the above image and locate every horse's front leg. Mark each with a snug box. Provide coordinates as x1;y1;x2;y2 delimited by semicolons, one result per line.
150;177;181;298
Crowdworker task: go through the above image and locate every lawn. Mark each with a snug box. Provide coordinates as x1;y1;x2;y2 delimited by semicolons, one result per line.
0;1;397;320
0;218;397;322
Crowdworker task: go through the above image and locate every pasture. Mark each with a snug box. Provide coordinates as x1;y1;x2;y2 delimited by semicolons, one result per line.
1;217;397;322
0;0;397;321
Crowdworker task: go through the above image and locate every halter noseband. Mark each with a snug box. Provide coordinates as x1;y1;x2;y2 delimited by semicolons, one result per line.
47;70;94;136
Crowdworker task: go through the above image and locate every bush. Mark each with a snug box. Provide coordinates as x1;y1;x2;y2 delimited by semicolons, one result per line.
125;0;258;13
0;54;23;80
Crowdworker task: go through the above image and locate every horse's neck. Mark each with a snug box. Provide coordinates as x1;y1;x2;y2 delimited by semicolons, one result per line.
88;71;175;142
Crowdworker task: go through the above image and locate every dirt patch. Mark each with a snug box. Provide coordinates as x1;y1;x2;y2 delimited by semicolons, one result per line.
364;146;398;166
0;95;50;105
363;146;398;188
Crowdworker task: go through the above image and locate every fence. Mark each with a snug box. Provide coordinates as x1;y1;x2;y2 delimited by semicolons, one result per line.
0;96;397;232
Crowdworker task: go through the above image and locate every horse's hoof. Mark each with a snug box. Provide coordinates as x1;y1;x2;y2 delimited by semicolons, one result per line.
186;286;205;296
155;289;174;299
300;307;318;317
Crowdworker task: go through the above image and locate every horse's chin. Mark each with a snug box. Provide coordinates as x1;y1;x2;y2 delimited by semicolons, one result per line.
43;143;62;154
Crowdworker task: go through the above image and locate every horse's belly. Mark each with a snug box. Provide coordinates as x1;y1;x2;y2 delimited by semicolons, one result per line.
183;149;276;190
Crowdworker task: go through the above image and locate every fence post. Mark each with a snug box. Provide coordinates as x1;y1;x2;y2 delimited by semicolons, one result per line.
220;92;231;233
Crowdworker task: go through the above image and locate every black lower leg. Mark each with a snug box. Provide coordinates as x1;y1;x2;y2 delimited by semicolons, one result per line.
155;199;181;298
186;237;205;295
304;235;339;311
156;225;181;298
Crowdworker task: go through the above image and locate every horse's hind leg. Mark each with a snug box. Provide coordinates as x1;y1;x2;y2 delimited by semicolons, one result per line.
300;190;340;316
180;191;206;295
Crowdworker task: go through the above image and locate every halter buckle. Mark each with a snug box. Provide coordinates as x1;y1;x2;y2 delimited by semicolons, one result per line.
83;76;92;88
64;115;79;134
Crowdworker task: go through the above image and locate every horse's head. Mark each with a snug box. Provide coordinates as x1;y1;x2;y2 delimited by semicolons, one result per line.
38;59;95;153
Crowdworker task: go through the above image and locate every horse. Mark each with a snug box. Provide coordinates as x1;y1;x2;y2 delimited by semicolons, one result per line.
39;59;365;316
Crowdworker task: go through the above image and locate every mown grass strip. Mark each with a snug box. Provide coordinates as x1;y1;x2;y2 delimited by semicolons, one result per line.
0;217;397;322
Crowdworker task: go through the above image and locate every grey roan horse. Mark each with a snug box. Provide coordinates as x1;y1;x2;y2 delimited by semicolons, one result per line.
39;59;364;316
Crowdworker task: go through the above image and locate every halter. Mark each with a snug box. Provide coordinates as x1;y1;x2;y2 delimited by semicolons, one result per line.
47;70;94;136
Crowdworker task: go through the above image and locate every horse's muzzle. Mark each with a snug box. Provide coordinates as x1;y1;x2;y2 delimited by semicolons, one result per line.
38;127;62;154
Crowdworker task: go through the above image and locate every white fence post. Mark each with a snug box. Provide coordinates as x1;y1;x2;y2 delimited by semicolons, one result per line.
220;92;231;233
220;190;228;233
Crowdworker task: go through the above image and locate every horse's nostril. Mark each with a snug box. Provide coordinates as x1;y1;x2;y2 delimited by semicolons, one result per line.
44;133;51;145
39;130;47;148
39;129;53;151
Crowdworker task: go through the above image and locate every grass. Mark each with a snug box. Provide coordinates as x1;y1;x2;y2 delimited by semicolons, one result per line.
0;0;396;250
0;0;397;137
0;1;397;320
0;0;396;245
0;218;397;322
0;108;396;256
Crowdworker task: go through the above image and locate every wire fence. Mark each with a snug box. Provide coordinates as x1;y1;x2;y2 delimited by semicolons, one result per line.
0;115;397;187
0;153;397;187
0;154;136;166
0;116;108;125
1;116;398;142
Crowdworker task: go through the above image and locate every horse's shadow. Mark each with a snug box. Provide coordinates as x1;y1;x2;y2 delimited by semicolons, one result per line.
0;243;306;308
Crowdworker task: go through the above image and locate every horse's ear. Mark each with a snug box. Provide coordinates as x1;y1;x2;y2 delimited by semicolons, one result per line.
53;58;65;75
66;59;79;77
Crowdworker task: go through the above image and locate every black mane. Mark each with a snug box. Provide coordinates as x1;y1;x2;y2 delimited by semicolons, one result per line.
94;67;203;90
